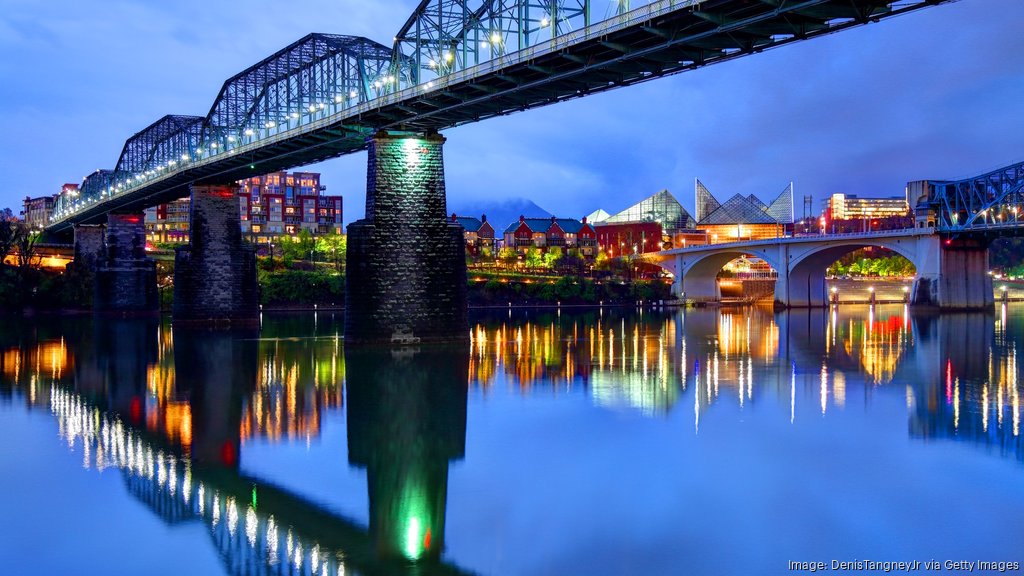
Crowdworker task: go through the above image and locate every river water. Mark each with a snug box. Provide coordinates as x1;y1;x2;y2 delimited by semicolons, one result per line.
0;305;1021;575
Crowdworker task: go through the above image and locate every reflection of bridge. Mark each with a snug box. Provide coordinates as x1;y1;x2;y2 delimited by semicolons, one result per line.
31;320;475;575
40;0;956;334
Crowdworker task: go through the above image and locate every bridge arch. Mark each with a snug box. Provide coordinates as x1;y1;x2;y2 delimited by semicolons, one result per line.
785;238;923;307
676;247;782;302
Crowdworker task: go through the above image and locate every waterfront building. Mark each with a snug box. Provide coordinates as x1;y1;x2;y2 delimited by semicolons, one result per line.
451;214;496;255
695;179;793;242
502;216;598;257
595;221;664;256
21;194;59;229
827;193;908;220
592;189;704;252
145;171;343;245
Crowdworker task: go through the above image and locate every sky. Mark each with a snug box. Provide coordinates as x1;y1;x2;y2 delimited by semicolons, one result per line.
0;0;1022;226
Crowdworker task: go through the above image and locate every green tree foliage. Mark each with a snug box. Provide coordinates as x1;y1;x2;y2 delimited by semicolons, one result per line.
498;247;518;267
524;246;543;269
543;246;563;269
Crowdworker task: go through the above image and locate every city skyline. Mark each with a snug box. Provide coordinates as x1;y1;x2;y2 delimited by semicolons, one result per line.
1;0;1022;225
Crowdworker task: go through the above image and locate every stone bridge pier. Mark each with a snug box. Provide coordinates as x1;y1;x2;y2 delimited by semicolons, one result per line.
173;184;259;324
654;231;994;310
345;131;468;345
71;213;157;313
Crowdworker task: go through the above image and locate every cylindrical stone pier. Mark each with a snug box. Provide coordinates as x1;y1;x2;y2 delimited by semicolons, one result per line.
95;213;158;313
174;184;259;324
345;131;468;344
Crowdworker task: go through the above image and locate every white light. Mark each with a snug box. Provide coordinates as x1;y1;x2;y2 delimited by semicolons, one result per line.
373;80;382;88
169;160;177;166
309;105;317;113
195;149;204;155
349;90;357;98
334;95;343;103
480;41;488;49
265;121;275;128
289;112;298;119
491;32;501;44
228;136;236;142
541;16;550;27
318;102;325;109
181;154;189;160
428;59;437;68
443;51;452;62
210;142;218;149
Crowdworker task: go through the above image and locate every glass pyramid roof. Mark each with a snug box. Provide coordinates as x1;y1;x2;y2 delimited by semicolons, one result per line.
696;181;794;225
603;189;695;230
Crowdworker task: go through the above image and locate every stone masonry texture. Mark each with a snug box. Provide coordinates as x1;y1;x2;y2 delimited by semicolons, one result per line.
174;185;259;323
95;213;158;312
346;132;469;344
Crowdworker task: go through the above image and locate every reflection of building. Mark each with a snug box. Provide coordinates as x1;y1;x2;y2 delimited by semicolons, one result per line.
144;171;343;245
502;216;598;257
451;213;496;255
695;179;793;242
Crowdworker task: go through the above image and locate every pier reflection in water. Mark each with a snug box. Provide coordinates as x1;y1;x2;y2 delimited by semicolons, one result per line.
0;305;1022;575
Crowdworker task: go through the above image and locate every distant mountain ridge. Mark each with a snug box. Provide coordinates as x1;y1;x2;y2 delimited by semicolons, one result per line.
449;198;552;231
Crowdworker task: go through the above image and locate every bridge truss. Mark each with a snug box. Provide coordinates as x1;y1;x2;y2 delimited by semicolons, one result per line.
930;160;1024;233
49;0;956;232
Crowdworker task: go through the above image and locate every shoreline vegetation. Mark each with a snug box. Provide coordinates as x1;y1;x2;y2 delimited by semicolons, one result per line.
6;235;1024;314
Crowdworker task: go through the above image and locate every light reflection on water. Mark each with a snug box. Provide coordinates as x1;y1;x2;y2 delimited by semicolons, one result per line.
0;305;1022;575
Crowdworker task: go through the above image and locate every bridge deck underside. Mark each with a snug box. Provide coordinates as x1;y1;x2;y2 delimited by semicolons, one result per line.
49;0;946;234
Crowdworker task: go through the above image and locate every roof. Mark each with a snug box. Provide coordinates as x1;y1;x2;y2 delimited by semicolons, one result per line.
695;181;794;225
454;216;482;230
603;189;695;229
585;208;611;223
503;217;587;234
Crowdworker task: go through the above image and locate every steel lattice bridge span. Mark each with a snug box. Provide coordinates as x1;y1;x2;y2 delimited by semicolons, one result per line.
44;0;980;332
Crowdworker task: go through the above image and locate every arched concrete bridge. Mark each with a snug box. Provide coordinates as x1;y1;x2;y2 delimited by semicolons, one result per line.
642;228;993;309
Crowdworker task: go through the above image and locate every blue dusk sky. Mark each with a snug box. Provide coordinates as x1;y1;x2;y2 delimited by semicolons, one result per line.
0;0;1021;225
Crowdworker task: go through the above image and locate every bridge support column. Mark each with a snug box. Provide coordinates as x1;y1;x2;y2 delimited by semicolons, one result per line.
173;185;259;323
67;224;106;305
346;131;468;344
95;213;158;312
912;236;993;309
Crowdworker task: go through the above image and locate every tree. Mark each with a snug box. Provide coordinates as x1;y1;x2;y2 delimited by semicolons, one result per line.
315;233;347;271
498;247;518;268
543;246;563;269
16;225;39;269
594;249;610;271
524;246;543;269
0;213;18;267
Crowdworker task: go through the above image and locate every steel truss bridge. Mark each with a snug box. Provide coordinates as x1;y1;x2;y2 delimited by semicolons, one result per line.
48;0;956;234
927;160;1024;234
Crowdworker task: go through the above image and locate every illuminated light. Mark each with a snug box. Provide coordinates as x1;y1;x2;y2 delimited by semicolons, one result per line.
210;142;218;149
405;517;424;560
349;90;358;98
334;95;343;103
443;51;453;62
289;112;299;119
373;80;382;88
265;121;276;128
227;135;236;142
309;105;317;113
195;148;204;155
245;128;255;136
490;32;501;44
428;59;437;68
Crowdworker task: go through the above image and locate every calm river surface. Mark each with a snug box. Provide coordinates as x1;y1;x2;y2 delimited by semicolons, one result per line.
1;305;1022;575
